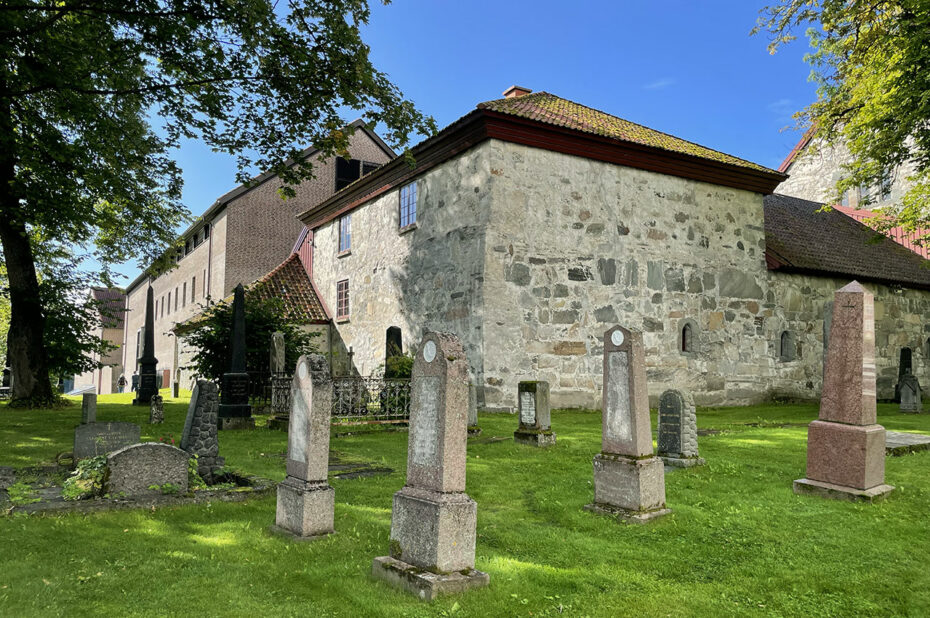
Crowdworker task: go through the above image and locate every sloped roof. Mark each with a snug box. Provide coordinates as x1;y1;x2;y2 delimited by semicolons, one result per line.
764;193;930;289
478;92;773;173
832;205;930;259
174;253;329;333
90;287;126;329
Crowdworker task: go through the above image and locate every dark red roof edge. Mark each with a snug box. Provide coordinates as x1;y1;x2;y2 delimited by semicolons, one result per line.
778;128;814;173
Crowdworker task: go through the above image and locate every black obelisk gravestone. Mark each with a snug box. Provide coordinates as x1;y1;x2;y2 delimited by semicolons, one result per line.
218;284;254;429
133;287;158;405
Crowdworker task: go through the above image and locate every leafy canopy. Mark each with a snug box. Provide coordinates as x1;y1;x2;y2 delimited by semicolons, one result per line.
755;1;930;234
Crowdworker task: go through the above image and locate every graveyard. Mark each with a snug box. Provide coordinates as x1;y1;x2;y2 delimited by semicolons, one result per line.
2;388;930;615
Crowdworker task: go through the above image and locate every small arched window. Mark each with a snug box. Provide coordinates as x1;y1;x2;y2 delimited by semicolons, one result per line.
681;323;693;353
779;331;796;362
679;319;698;355
924;337;930;359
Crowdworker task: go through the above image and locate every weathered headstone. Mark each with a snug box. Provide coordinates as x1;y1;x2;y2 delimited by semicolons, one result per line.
180;380;225;480
268;331;290;431
894;347;914;402
271;331;286;374
74;422;141;460
271;355;334;540
513;381;555;447
794;281;894;501
372;332;489;600
172;369;181;399
657;389;704;467
133;287;158;405
900;374;922;413
467;382;481;437
585;325;670;523
218;284;253;429
81;393;97;424
106;443;189;497
149;394;164;424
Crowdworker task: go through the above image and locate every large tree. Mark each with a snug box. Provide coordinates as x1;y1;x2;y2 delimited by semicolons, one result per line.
756;2;930;224
0;1;433;406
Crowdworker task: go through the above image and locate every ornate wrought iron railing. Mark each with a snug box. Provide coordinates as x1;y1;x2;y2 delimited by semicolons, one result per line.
331;376;411;424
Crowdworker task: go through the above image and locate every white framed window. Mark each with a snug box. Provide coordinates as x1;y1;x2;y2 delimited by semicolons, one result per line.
338;215;351;253
400;182;417;228
336;279;350;319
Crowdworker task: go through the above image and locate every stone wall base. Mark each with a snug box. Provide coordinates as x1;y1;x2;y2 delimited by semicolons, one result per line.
591;453;667;516
371;555;489;601
793;478;894;503
274;477;335;539
513;430;556;447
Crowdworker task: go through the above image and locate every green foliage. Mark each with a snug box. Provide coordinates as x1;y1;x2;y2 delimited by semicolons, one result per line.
188;455;206;491
755;1;930;237
181;295;320;381
384;352;414;379
147;483;179;496
6;481;40;506
61;455;107;501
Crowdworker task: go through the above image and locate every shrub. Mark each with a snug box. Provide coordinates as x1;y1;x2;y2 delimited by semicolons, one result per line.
62;455;107;501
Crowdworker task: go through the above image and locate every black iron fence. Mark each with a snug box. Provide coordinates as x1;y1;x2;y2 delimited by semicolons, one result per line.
331;376;410;424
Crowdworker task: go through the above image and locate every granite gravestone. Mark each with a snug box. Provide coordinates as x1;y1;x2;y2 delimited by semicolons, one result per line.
899;373;922;413
106;442;189;497
74;422;141;460
657;389;704;467
794;281;894;501
513;381;555;447
372;332;489;600
271;331;286;374
894;347;914;402
585;325;670;523
180;380;224;480
149;394;164;424
271;355;335;540
268;331;290;431
133;287;158;405
81;393;97;424
218;284;253;429
467;381;481;437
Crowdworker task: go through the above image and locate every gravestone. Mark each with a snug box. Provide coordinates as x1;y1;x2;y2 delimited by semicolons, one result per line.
899;373;922;413
180;380;224;480
133;287;158;405
271;331;286;374
894;347;914;402
585;325;670;523
218;284;253;429
467;381;481;437
172;369;180;399
657;389;704;467
74;422;141;460
794;281;894;501
268;331;290;431
513;381;555;447
106;443;189;497
149;394;164;424
271;354;335;540
372;332;489;600
81;393;97;424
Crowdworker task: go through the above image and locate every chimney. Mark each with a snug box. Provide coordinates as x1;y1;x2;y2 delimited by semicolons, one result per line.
503;85;532;99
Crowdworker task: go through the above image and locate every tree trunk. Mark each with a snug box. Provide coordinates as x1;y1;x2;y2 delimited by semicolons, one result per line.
0;81;55;406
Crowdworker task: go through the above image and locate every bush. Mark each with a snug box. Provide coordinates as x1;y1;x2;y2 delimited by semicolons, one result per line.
62;455;107;501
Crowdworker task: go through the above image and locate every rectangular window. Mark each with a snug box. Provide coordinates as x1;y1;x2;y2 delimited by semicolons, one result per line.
167;292;171;314
175;287;179;311
336;279;350;319
203;269;207;297
192;276;196;303
336;157;361;191
155;299;159;319
400;182;417;228
182;282;187;307
338;215;351;253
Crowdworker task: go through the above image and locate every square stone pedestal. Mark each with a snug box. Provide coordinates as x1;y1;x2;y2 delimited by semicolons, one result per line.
585;453;670;523
514;429;556;447
805;421;886;489
389;487;476;572
793;478;894;503
270;477;335;540
372;556;490;601
660;455;706;468
218;415;255;430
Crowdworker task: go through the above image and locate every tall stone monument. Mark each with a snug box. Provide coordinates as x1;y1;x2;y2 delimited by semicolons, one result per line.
218;284;253;429
585;325;670;523
181;380;224;480
657;389;704;467
271;355;335;540
133;287;158;405
513;381;555;446
372;332;489;600
81;393;97;424
794;281;894;501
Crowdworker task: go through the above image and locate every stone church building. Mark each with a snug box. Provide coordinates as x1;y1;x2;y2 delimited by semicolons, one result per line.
121;121;394;389
298;87;930;410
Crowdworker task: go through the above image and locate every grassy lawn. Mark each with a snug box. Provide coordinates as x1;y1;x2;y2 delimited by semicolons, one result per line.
1;392;929;616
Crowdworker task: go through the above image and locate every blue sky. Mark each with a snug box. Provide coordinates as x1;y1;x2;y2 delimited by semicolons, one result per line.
115;0;815;283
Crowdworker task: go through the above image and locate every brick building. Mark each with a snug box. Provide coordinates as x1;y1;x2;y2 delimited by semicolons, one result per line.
121;122;394;389
72;287;127;394
299;87;930;410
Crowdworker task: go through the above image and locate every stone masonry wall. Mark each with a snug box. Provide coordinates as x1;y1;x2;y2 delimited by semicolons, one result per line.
311;143;493;377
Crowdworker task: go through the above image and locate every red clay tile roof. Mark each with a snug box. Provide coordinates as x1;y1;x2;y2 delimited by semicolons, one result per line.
249;253;329;323
90;287;126;329
764;193;930;289
478;92;773;173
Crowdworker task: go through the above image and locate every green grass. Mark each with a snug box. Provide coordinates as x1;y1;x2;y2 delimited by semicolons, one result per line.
1;393;929;616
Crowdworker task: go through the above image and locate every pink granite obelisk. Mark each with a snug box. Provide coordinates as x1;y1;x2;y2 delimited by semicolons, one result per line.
794;281;894;501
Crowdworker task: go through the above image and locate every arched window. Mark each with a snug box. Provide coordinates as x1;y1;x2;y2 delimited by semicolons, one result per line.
681;323;693;353
779;331;796;362
924;337;930;359
679;319;698;355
